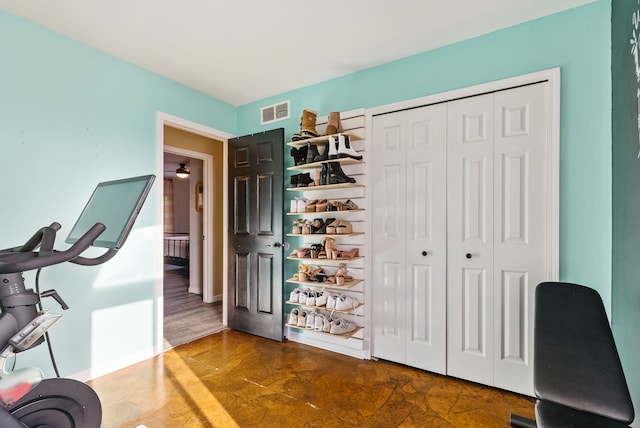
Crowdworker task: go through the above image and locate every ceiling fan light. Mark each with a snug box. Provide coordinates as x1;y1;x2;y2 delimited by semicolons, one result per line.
176;163;190;178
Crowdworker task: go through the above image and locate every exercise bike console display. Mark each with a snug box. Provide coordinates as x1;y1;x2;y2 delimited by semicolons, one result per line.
0;174;155;428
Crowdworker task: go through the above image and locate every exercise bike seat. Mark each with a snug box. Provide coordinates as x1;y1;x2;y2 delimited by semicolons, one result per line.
533;282;634;426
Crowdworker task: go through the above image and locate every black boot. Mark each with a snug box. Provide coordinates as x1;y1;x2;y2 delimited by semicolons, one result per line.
306;143;321;164
328;162;356;184
296;172;314;187
320;163;329;186
290;173;299;188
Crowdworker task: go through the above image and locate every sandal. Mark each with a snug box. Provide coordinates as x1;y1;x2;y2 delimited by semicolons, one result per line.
301;220;312;235
292;219;303;234
336;220;353;234
311;218;325;234
306;199;320;212
344;199;359;210
315;199;329;212
325;219;340;234
336;263;353;282
337;248;359;260
296;247;310;258
298;264;311;281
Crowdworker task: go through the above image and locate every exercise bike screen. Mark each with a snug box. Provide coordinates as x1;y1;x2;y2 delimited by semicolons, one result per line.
65;175;155;249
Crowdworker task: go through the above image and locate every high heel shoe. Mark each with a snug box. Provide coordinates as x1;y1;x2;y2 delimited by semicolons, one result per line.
292;219;303;234
325;220;340;235
337;134;362;160
327;162;356;184
323;237;336;259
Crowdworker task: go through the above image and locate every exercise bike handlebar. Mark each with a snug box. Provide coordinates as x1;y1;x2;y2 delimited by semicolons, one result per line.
0;223;106;275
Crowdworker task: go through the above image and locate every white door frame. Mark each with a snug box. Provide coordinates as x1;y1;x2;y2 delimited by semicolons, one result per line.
155;112;234;355
366;67;560;284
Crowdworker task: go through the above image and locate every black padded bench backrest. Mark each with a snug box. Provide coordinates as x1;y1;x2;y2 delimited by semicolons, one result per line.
534;282;634;424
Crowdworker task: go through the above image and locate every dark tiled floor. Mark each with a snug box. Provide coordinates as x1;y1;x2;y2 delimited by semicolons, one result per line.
89;330;535;427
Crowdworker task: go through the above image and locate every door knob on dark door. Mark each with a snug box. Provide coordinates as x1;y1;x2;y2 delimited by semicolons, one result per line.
466;253;472;259
422;251;428;256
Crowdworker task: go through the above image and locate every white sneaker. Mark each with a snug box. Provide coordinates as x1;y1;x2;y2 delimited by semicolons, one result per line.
326;294;339;309
305;312;316;329
315;291;328;307
329;318;357;335
335;295;359;311
305;290;318;306
322;316;335;333
288;308;299;326
314;314;325;331
296;198;309;213
289;288;302;303
296;311;307;328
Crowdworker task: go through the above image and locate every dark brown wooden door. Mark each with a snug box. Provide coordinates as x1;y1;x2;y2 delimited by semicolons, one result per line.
227;129;284;341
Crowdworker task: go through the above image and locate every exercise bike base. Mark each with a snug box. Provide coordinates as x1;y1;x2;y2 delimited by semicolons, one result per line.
6;378;101;428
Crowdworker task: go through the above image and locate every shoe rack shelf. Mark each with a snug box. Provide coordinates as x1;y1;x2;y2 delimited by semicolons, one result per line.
285;108;369;359
285;324;363;339
287;131;363;148
286;256;363;264
289;157;364;171
287;183;364;192
286;232;364;238
285;278;364;289
286;208;365;216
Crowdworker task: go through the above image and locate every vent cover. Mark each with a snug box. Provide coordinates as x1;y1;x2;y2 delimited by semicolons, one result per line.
261;100;290;125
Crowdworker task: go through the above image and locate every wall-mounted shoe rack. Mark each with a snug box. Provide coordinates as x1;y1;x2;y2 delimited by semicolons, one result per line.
284;108;369;359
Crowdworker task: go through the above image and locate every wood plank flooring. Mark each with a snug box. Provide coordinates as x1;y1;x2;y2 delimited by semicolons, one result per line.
164;265;225;349
89;329;536;427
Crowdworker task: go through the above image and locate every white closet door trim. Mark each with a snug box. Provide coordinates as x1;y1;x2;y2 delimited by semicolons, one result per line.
365;68;560;282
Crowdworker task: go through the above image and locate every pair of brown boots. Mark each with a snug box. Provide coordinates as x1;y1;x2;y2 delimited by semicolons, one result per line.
291;110;343;141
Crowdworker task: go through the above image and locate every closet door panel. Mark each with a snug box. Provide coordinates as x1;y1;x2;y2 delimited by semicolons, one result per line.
372;111;408;363
405;105;447;373
493;83;548;395
447;93;495;384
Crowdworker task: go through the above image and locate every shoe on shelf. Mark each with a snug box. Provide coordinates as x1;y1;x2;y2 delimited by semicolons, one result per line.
314;313;326;331
292;219;303;234
315;199;329;212
306;143;321;164
344;199;359;210
296;311;308;328
289;288;302;303
296;198;309;213
296;172;315;187
290;146;308;166
330;318;357;335
322;316;335;333
305;312;316;329
320;163;329;186
326;112;344;135
328;136;338;160
291;109;319;141
327;162;356;184
315;291;328;307
335;220;353;234
288;309;300;326
325;220;340;235
326;294;339;309
335;295;360;311
337;134;363;160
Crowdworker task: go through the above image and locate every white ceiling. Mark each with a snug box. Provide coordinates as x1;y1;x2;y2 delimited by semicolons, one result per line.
1;0;594;106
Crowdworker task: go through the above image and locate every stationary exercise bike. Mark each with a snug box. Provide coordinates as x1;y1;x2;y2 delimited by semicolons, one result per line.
0;175;155;427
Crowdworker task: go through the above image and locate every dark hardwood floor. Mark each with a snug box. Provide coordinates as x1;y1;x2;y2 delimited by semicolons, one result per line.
163;265;225;349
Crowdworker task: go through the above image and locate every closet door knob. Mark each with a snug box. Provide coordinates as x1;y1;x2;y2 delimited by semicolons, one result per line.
422;251;428;257
466;253;472;259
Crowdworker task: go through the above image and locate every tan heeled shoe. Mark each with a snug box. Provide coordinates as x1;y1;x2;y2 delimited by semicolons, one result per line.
336;220;352;234
337;248;359;260
325;220;340;234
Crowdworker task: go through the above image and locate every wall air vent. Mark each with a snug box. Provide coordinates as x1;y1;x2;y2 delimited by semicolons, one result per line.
261;100;290;125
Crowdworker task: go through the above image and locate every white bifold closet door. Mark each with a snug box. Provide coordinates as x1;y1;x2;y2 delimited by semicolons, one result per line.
372;82;549;396
371;103;448;374
447;84;548;394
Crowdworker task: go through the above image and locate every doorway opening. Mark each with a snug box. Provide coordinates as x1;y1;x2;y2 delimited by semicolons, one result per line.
156;112;234;353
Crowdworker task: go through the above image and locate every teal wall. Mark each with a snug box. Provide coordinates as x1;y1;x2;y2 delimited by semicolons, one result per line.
238;1;614;311
3;0;630;411
0;10;236;377
612;0;640;419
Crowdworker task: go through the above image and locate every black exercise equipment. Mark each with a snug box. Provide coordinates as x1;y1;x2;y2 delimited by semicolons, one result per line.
511;281;635;427
0;174;155;427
